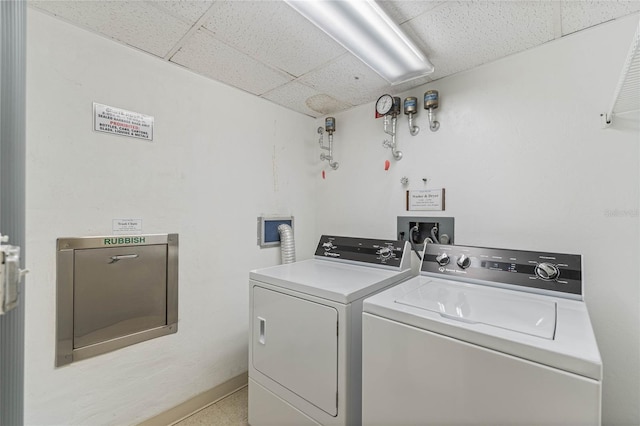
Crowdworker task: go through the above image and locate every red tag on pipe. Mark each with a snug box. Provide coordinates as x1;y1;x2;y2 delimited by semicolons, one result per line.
322;170;326;179
384;160;390;171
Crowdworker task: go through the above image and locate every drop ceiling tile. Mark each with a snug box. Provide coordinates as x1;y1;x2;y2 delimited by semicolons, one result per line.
147;0;214;25
29;0;191;57
29;0;637;118
298;54;390;106
262;82;352;117
171;29;292;95
202;0;345;77
378;0;444;24
561;1;640;35
403;1;556;79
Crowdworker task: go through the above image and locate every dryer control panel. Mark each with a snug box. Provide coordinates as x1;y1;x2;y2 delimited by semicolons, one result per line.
315;235;409;270
422;244;582;298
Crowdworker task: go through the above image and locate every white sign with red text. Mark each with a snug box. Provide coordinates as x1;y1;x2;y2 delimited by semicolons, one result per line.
94;103;154;141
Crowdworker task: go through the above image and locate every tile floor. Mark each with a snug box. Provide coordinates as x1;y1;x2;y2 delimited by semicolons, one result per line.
173;386;248;426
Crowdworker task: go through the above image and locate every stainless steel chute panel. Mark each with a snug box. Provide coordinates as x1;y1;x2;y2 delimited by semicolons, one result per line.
73;244;168;348
56;234;178;367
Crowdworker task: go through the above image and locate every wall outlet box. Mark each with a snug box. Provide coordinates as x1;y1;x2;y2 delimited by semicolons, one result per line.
397;216;455;246
257;216;294;248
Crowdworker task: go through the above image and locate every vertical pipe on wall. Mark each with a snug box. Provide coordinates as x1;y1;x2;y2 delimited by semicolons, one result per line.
0;0;27;425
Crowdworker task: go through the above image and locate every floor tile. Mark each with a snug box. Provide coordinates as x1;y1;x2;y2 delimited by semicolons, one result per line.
174;386;248;426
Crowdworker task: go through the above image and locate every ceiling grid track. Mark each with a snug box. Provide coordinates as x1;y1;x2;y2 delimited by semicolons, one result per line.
163;2;220;61
553;1;563;39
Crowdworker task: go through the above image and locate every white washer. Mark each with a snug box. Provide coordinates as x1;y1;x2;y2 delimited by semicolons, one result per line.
249;235;412;426
362;243;602;425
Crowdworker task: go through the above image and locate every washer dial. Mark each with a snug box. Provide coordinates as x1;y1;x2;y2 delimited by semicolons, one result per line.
457;254;471;269
378;247;392;259
535;262;560;281
435;253;450;266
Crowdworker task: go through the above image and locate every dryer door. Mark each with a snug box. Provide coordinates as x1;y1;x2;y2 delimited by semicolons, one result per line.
252;286;338;416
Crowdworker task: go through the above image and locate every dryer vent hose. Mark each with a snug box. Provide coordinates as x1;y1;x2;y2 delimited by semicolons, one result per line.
278;224;296;264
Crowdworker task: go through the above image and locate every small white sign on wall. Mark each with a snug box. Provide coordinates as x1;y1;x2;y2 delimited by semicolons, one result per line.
112;219;143;234
407;189;445;211
94;103;154;141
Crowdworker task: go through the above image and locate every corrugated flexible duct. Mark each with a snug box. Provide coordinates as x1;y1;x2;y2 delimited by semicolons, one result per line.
277;224;296;264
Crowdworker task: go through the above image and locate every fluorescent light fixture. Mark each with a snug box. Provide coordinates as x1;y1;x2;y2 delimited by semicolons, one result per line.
285;0;434;85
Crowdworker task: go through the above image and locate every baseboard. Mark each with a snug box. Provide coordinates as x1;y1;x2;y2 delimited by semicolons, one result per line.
138;371;248;426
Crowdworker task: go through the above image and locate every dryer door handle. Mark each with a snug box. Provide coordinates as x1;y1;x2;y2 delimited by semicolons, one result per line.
258;317;266;345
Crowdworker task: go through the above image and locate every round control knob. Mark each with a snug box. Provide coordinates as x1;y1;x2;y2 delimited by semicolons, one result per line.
457;254;471;269
378;247;392;259
435;253;450;266
535;262;560;281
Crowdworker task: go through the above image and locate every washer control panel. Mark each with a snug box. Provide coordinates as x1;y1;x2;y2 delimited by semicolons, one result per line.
422;244;582;296
315;235;408;269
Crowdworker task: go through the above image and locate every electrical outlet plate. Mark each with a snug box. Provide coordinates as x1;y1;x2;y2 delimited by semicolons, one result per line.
257;216;294;248
397;216;455;246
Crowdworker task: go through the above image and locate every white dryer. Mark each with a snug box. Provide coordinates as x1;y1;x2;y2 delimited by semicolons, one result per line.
362;243;602;425
249;235;412;426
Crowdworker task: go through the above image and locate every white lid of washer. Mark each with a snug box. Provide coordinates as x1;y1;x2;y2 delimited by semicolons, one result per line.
395;279;557;339
364;276;602;381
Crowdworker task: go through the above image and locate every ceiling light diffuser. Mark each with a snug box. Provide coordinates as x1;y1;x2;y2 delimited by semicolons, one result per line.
285;0;434;85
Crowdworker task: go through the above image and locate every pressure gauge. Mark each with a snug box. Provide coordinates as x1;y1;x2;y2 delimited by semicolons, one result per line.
391;97;401;116
325;117;335;134
376;94;394;116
